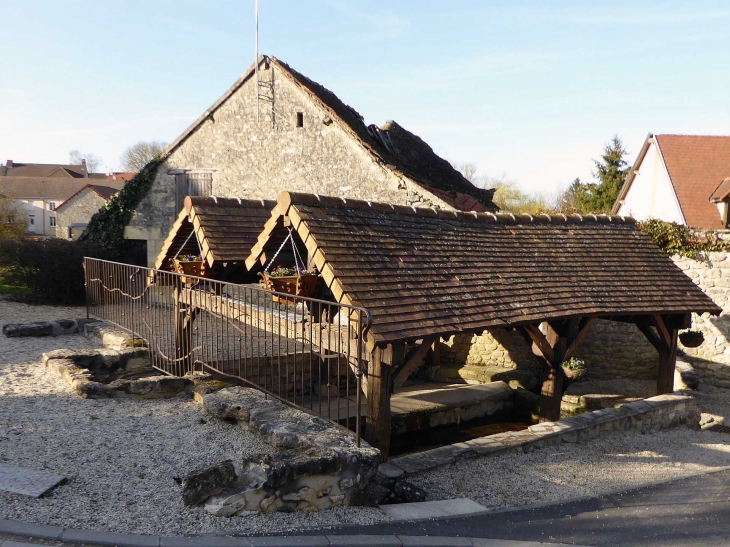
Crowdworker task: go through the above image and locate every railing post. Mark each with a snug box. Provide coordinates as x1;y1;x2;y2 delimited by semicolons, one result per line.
83;257;89;320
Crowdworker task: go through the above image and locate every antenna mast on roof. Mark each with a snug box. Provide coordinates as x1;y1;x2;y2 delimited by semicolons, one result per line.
255;0;259;123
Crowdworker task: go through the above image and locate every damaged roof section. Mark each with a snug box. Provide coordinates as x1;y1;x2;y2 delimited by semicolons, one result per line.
276;59;497;212
248;192;721;346
155;196;276;270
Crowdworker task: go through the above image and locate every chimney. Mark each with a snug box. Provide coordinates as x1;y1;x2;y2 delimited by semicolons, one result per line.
82;158;88;178
6;160;12;168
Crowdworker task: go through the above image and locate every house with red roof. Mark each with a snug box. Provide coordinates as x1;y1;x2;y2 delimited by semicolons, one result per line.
0;160;127;236
613;134;730;229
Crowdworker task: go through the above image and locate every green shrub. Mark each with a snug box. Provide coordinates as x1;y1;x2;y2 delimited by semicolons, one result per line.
0;239;113;305
638;219;728;260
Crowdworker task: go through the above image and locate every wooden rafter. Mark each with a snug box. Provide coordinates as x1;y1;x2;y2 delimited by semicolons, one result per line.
521;324;554;365
637;323;663;352
392;335;439;392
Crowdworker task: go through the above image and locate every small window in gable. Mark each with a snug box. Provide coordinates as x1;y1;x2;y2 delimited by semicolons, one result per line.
296;112;304;128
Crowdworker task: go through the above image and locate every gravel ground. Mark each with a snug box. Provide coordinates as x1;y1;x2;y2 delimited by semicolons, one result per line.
0;300;386;535
2;298;730;537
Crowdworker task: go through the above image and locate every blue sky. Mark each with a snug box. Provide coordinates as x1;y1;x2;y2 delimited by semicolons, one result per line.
2;0;729;195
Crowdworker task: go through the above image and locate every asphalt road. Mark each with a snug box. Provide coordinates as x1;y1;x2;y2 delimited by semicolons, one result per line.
302;469;730;546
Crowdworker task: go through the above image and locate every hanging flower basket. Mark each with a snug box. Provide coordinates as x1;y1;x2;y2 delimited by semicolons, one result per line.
679;330;704;348
172;254;208;281
260;267;320;302
561;357;587;382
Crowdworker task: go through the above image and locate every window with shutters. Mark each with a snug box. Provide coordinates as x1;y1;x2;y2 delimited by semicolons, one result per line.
175;172;213;213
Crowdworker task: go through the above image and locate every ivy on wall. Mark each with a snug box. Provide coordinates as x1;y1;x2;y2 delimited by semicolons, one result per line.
79;157;165;255
638;219;729;260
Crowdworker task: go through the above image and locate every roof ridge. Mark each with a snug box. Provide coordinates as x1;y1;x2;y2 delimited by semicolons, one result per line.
186;196;277;210
657;134;730;139
278;191;635;225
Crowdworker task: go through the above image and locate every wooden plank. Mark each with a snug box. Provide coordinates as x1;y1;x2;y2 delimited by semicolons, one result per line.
392;335;439;392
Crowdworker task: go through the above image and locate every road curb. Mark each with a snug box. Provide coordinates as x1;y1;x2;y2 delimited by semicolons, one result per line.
6;467;729;547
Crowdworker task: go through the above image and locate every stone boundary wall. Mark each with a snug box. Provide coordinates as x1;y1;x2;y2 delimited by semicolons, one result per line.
389;392;699;476
672;252;730;387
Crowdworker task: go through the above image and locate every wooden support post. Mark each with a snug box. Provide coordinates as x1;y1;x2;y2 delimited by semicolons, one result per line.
637;315;680;394
365;343;405;460
653;314;679;395
173;284;197;374
520;318;593;423
539;321;570;423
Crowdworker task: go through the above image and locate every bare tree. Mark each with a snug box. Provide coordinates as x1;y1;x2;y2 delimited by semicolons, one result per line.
453;161;556;214
0;193;27;240
120;141;168;172
69;150;102;173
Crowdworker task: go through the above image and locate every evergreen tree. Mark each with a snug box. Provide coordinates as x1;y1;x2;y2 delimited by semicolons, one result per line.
571;136;629;214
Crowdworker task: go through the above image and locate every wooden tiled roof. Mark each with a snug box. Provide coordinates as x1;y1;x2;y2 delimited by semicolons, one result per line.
155;196;276;270
247;192;721;346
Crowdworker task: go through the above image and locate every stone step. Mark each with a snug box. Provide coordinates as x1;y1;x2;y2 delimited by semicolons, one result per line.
391;382;513;434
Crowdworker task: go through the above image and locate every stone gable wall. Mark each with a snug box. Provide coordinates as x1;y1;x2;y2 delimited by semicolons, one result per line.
126;65;454;266
56;189;105;240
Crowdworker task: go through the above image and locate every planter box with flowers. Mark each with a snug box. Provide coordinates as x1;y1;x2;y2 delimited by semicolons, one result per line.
172;254;207;280
260;266;320;302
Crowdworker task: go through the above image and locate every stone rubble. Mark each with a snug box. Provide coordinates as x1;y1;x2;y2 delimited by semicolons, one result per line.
194;387;381;516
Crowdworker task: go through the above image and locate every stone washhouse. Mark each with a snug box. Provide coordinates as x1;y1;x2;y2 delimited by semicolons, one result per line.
241;192;720;457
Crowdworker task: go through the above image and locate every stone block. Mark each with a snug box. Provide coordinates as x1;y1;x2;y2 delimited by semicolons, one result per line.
3;321;54;337
182;460;237;506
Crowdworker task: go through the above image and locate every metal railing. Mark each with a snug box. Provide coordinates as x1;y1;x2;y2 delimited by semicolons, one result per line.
83;258;372;444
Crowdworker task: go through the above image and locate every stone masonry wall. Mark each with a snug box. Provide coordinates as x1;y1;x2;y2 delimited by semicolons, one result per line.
437;322;657;384
56;189;105;240
672;252;730;387
126;64;456;266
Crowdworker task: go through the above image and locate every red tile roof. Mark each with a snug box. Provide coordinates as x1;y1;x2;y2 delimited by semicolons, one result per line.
55;183;125;211
247;192;720;346
656;135;730;229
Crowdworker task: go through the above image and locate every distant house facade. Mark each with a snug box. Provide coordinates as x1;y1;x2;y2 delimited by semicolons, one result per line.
1;160;91;237
0;160;126;237
55;184;122;240
613;134;730;229
125;55;496;267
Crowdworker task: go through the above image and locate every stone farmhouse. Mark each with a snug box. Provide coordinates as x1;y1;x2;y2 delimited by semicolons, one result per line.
55;184;122;240
0;160;125;237
613;134;730;229
125;55;497;267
